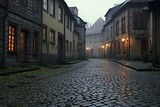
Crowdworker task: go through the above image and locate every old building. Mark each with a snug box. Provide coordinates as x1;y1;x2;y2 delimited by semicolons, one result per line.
42;0;75;64
86;17;104;58
0;0;42;67
70;7;87;60
102;0;150;60
146;0;160;66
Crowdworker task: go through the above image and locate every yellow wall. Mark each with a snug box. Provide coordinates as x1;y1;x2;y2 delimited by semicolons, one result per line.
42;0;64;54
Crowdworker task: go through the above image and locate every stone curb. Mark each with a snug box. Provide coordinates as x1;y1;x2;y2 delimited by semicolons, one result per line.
0;68;40;76
110;60;160;71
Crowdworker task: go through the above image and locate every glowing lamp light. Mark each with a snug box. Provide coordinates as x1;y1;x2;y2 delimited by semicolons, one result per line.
86;48;89;50
106;44;109;47
102;46;104;48
122;38;125;42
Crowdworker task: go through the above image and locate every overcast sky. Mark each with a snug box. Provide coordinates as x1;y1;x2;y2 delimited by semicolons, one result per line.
65;0;126;25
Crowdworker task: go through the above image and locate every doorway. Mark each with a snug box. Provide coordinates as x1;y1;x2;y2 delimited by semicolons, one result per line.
58;34;64;60
18;31;26;62
141;39;148;55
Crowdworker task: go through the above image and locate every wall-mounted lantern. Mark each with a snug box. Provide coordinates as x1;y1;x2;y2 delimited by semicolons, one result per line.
122;38;125;42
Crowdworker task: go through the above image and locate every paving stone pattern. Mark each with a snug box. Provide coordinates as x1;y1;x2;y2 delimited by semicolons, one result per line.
0;59;160;107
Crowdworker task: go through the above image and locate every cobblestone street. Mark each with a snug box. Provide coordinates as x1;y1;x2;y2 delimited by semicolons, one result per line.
1;59;160;107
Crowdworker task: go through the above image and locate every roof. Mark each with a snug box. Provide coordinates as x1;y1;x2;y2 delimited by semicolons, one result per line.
104;3;123;26
86;17;104;35
104;0;149;23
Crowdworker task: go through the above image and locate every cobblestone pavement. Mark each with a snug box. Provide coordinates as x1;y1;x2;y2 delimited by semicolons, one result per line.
1;59;160;107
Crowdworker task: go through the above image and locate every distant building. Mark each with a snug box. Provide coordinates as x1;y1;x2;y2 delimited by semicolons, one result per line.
70;7;87;60
0;0;42;67
86;17;104;58
102;0;150;60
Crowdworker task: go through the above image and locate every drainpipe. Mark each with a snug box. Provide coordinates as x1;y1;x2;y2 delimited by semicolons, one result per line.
2;0;11;67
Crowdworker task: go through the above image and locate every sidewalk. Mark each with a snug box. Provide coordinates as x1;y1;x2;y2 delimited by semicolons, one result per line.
0;60;83;76
109;59;160;71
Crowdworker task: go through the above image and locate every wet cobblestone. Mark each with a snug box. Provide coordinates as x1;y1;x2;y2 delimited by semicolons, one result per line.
0;59;160;106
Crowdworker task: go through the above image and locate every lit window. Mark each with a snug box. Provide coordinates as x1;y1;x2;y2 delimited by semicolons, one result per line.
8;25;16;53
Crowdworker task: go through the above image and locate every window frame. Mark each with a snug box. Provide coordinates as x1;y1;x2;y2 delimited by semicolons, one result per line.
50;0;55;17
42;25;47;41
8;25;16;54
121;16;126;34
116;20;119;36
133;12;147;30
50;29;55;45
58;6;63;23
43;0;48;11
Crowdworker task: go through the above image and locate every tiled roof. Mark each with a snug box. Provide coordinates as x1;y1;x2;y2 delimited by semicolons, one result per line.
86;17;104;35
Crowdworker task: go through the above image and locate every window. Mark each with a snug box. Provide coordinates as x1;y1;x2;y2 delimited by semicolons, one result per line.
50;29;55;44
8;25;16;53
107;29;109;40
110;26;113;38
67;15;69;28
43;25;47;41
121;17;126;34
58;6;63;22
50;0;55;16
133;13;147;29
116;20;119;36
43;0;48;11
33;33;38;55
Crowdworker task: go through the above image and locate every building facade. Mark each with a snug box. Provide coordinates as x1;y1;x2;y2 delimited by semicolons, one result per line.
42;0;75;64
102;0;150;60
0;0;42;67
70;7;87;60
147;0;160;66
86;17;104;58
